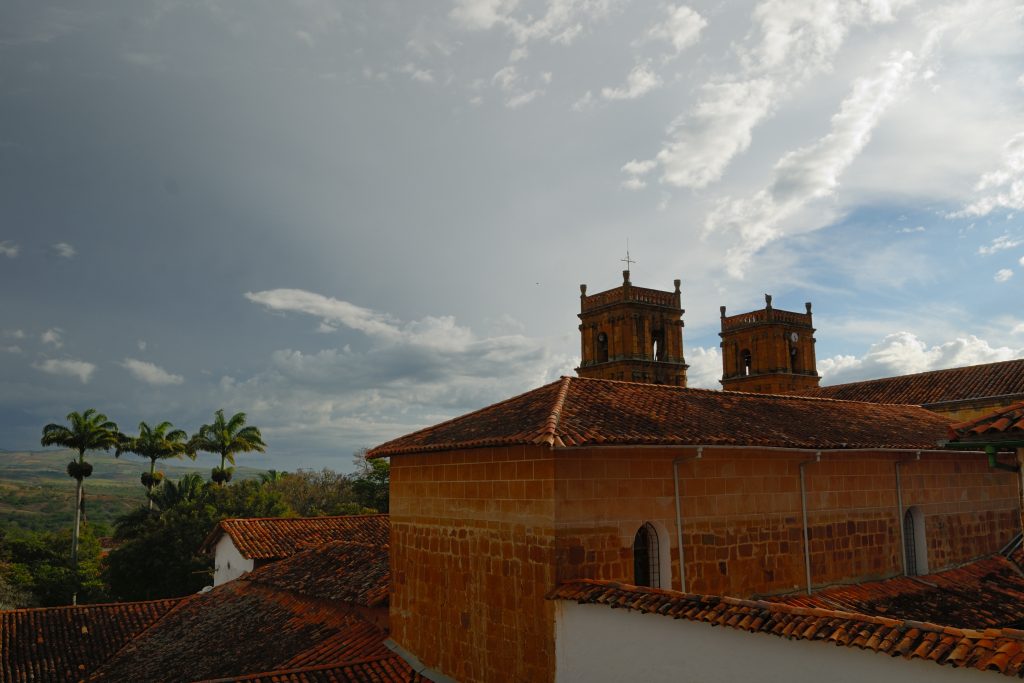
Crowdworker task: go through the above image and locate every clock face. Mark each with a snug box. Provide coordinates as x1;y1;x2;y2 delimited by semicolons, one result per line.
790;332;799;343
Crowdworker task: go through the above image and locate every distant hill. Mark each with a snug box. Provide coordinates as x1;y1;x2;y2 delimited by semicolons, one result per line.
0;450;265;533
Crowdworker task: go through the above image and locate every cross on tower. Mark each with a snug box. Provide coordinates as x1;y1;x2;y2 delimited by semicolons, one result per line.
621;241;636;271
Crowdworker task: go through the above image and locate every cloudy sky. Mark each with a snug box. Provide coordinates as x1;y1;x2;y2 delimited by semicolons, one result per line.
2;0;1023;470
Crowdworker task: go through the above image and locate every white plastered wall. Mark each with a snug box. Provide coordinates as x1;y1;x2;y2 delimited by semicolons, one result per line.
554;601;992;683
213;534;254;586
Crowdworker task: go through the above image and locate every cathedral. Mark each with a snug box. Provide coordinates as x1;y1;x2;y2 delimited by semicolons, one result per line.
367;269;1024;682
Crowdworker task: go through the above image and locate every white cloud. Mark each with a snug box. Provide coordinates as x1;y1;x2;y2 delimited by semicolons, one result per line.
648;0;912;189
819;332;1022;385
957;131;1024;216
34;358;95;384
398;62;434;83
1020;255;1024;266
0;241;18;258
897;225;926;233
238;287;575;448
451;0;617;46
977;233;1023;255
41;327;63;348
5;329;25;339
571;90;595;111
647;5;706;54
620;158;657;189
137;339;147;351
684;345;721;389
492;65;546;108
706;50;920;277
1;345;22;353
246;289;404;340
51;241;76;258
120;358;185;385
601;62;662;101
995;268;1014;282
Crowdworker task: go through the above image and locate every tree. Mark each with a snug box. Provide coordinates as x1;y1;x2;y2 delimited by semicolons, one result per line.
39;409;119;572
117;421;193;509
105;475;292;601
266;468;366;516
351;451;390;513
0;523;107;607
189;410;266;485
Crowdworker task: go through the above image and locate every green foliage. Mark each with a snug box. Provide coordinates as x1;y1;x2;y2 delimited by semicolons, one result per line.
39;409;121;568
265;468;365;517
117;421;192;501
351;453;390;513
0;524;107;607
189;410;266;483
104;476;292;601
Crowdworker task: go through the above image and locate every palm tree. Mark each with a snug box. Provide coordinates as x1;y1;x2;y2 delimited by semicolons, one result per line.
189;410;266;485
116;421;193;509
40;409;120;568
113;472;207;542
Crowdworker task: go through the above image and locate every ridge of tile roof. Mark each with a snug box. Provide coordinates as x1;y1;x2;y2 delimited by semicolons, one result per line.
241;540;390;608
548;579;1024;677
202;514;389;559
806;358;1024;406
90;580;390;682
368;376;955;457
766;556;1024;629
0;597;181;683
947;402;1024;443
192;654;425;682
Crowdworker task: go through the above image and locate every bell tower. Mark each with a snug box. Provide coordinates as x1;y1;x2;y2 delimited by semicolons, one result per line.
576;270;688;385
719;294;820;394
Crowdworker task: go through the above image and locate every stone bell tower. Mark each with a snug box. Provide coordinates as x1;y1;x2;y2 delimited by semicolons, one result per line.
576;270;688;386
719;294;820;394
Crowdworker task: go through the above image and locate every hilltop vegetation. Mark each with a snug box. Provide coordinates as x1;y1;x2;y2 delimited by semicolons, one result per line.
0;449;263;533
0;455;388;607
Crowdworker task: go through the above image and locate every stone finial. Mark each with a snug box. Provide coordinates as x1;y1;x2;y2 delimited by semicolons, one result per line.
622;270;631;285
580;284;587;296
805;301;812;314
720;305;727;318
674;279;681;293
765;293;773;309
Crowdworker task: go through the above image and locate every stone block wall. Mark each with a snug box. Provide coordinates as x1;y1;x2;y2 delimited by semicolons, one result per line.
553;447;1019;597
389;445;557;683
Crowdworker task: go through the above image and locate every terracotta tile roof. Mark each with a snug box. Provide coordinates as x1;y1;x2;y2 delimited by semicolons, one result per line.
90;581;390;682
0;598;180;682
202;514;389;560
807;358;1024;407
549;579;1024;677
947;402;1024;445
768;556;1024;629
239;541;390;608
193;655;425;682
369;376;953;457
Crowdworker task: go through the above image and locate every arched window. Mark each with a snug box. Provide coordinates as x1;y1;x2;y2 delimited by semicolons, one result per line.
741;349;752;376
790;345;799;372
597;332;609;363
903;506;928;576
652;329;666;361
633;523;660;588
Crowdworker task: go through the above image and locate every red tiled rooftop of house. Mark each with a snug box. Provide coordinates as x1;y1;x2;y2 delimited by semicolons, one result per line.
240;540;390;608
768;556;1024;629
549;579;1024;677
193;655;426;682
90;580;390;682
368;376;955;457
806;358;1024;407
0;598;181;682
202;514;389;560
947;402;1024;444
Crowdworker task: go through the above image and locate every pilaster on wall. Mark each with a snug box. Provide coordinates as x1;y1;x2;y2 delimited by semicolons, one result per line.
389;445;558;683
